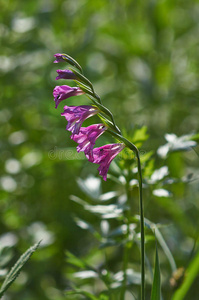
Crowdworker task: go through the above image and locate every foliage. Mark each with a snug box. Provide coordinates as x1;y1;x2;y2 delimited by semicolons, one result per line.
151;239;161;300
0;241;40;298
0;0;199;299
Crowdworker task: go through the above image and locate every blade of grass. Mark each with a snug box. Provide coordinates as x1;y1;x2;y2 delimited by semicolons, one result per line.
143;218;177;273
0;241;41;298
151;238;161;300
172;250;199;300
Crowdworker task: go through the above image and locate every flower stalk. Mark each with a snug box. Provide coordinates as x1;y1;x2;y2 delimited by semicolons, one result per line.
107;129;145;300
52;53;145;298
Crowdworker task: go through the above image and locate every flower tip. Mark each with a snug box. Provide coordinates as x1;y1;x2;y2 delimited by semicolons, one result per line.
54;53;62;58
101;173;107;181
53;53;66;64
56;69;77;80
85;153;93;162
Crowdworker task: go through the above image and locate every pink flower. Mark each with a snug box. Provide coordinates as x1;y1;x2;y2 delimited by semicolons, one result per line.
53;85;84;108
86;143;125;181
54;53;67;63
71;124;107;160
61;105;99;135
56;69;77;80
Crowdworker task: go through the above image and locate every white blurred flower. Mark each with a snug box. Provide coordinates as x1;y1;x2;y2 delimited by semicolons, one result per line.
5;159;21;174
0;176;17;192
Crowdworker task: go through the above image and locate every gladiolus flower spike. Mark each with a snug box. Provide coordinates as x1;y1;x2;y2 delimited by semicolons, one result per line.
52;53;145;298
52;53;126;180
61;105;99;135
53;85;84;108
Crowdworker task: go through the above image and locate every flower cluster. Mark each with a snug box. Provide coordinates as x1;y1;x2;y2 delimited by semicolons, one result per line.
53;53;125;180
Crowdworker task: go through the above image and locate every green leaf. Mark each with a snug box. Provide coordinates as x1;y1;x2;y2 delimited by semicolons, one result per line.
66;251;86;269
132;126;149;145
77;176;101;200
60;53;83;73
157;133;197;158
66;288;98;300
143;216;177;276
153;189;171;198
69;195;88;206
151;241;161;300
99;294;109;300
0;241;41;298
172;250;199;300
99;240;117;249
191;132;199;142
75;81;94;96
112;269;141;285
97;115;118;133
140;150;154;164
85;204;126;219
74;217;102;240
69;67;94;90
149;166;169;183
73;270;98;279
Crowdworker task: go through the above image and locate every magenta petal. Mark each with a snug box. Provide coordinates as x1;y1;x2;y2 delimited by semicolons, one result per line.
86;143;125;181
53;85;84;108
56;69;77;80
53;53;66;63
71;124;107;160
61;105;99;135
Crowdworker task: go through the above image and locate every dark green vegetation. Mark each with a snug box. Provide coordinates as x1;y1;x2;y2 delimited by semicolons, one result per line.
0;0;199;299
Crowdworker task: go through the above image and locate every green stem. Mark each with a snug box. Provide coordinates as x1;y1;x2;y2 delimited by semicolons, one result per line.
88;97;121;135
136;151;145;300
107;130;145;300
77;83;102;104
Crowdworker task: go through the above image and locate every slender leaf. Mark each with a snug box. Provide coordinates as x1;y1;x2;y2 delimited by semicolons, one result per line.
151;241;161;300
66;288;98;300
74;270;98;279
172;250;199;300
61;53;83;73
0;241;41;298
157;133;197;158
136;216;177;273
69;67;94;90
66;251;86;269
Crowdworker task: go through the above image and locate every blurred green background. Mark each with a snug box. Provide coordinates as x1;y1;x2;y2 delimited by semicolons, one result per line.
0;0;199;299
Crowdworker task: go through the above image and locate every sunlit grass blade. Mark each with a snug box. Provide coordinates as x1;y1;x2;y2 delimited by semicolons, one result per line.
66;288;98;299
172;250;199;300
151;240;161;300
0;241;41;298
66;251;87;269
143;217;177;273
